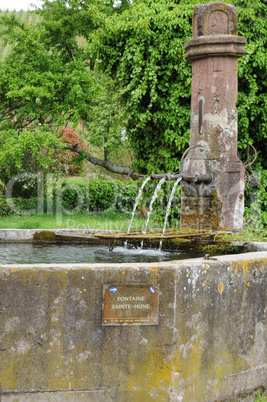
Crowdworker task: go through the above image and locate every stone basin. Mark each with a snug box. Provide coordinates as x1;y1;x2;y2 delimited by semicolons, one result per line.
0;229;266;401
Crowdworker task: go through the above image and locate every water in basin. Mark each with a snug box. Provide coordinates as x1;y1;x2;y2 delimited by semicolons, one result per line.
0;243;204;264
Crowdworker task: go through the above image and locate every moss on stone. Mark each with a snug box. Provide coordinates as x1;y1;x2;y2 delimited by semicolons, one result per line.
33;231;58;242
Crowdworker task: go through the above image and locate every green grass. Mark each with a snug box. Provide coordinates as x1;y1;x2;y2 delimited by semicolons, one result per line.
0;211;159;231
1;211;267;240
255;393;267;402
222;226;267;243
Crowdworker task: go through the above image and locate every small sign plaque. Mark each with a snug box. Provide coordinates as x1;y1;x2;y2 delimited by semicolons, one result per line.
102;284;159;326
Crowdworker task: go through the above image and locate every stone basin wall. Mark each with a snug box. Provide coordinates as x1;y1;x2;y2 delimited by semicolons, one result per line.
0;250;266;401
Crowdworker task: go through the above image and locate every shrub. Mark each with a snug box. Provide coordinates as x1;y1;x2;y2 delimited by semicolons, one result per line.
58;128;89;176
0;180;138;216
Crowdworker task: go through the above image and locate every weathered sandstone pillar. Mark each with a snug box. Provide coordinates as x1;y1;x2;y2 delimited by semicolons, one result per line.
180;2;246;231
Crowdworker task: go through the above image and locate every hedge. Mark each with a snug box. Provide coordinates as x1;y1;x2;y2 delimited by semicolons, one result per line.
0;180;138;216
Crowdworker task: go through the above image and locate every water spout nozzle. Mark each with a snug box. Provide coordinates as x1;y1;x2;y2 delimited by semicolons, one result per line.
150;173;182;181
150;172;212;184
182;173;212;184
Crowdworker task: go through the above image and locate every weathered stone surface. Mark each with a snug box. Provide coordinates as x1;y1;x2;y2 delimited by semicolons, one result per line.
192;2;238;37
181;2;246;230
1;391;112;402
185;35;247;61
0;229;113;244
0;252;266;401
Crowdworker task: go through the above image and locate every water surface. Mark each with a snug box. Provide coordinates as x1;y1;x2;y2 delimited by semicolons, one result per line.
0;243;203;264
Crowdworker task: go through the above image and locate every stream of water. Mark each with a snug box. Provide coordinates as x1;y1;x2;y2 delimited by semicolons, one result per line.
159;177;182;250
127;176;151;234
142;177;166;236
140;177;166;248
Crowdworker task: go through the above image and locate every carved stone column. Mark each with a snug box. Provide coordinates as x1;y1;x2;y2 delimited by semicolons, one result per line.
180;2;246;231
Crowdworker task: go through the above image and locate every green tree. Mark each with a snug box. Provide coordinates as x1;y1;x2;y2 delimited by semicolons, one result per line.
236;0;267;165
0;10;94;181
88;0;193;174
0;0;266;182
87;74;127;163
0;0;135;183
88;0;267;175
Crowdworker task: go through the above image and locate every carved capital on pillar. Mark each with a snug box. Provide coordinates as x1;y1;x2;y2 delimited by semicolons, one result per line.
184;2;246;62
185;35;246;61
193;2;238;37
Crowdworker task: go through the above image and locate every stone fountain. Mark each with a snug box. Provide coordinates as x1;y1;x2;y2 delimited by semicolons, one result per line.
181;2;246;231
152;2;247;233
98;1;247;247
0;3;266;401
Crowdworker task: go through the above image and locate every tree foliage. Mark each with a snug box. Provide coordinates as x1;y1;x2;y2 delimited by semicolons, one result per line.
0;13;94;130
88;0;267;174
235;0;267;166
86;74;127;162
0;127;57;184
0;0;132;182
88;0;193;174
58;128;89;175
0;0;266;183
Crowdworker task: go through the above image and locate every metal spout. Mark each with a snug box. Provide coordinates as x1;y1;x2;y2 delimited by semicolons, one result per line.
150;173;212;184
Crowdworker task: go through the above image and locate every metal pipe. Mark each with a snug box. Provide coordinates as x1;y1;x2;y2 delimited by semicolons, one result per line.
150;173;181;181
150;172;212;184
180;144;203;173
